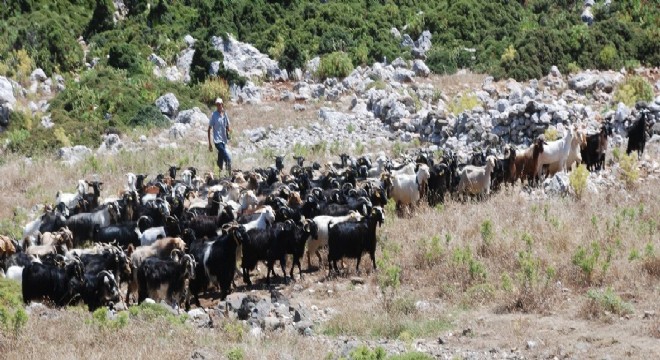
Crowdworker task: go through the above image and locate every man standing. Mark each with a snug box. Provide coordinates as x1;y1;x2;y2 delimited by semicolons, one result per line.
208;97;232;177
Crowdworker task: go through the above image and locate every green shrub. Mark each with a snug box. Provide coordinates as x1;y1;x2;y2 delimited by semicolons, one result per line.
85;0;115;38
585;287;634;317
569;164;589;199
448;93;480;115
279;39;307;72
572;242;602;284
349;345;387;360
0;279;27;336
128;105;169;128
544;127;559;141
226;347;244;360
598;45;619;69
317;51;353;80
190;39;222;85
613;76;654;107
198;77;230;106
618;152;639;188
108;43;146;75
88;307;129;330
5;129;31;152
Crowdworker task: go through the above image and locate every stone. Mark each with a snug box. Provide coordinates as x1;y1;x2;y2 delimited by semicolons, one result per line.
30;68;48;82
263;316;283;331
183;34;196;48
306;57;320;75
40;114;54;129
169;123;188;139
226;293;247;312
394;68;415;83
149;53;167;68
526;341;538;350
176;48;195;83
294;320;314;335
390;27;401;39
211;34;279;79
155;93;180;118
412;60;430;77
175;107;208;126
319;107;348;125
615;102;630;122
391;58;409;69
415;30;433;52
98;133;123;153
543;172;570;196
0;77;16;107
58;146;93;165
236;82;262;104
550;65;561;77
293;104;306;112
401;34;415;48
292;68;304;81
267;67;288;82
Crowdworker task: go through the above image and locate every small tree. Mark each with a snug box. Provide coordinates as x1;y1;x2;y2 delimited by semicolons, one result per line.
85;0;115;38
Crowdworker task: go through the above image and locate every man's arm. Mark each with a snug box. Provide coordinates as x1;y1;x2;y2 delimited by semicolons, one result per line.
207;125;213;152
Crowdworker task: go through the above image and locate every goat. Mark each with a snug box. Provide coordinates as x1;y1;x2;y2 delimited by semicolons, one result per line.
626;108;649;157
513;138;545;186
536;126;576;176
22;258;85;307
137;251;196;310
308;211;363;270
201;225;248;300
66;203;121;247
456;156;497;200
327;207;384;274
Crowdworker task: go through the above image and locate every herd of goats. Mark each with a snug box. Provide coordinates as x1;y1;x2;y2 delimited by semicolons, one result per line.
0;107;652;312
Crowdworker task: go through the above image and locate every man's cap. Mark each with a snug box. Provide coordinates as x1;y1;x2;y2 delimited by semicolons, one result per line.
215;98;223;105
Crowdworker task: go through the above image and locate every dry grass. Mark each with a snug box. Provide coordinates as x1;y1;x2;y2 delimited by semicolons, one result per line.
0;308;331;360
420;71;488;98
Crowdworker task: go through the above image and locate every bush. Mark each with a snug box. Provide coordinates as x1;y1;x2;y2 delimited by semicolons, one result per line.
279;39;307;73
448;93;481;115
569;164;589;199
190;39;222;85
583;287;633;319
618;152;639;188
613;76;655;107
226;347;244;360
108;43;146;75
198;78;230;107
349;345;387;360
128;105;169;128
317;51;353;80
544;127;559;141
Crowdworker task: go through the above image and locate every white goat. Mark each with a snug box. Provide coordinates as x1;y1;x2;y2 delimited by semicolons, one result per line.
126;173;137;192
56;180;86;208
536;126;576;176
456;156;497;198
386;164;431;207
545;129;586;176
6;266;25;285
180;169;193;188
308;211;363;269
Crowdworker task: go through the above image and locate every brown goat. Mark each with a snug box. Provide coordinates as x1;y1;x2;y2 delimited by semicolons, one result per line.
513;138;545;185
0;235;16;258
126;237;187;304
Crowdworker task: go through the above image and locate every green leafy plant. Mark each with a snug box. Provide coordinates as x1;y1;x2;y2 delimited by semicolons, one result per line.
543;127;559;141
584;287;634;319
569;164;589;199
317;51;353;80
448;93;480;115
618;153;639;188
613;76;654;107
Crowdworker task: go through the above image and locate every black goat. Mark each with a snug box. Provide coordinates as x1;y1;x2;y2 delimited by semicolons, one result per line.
22;259;85;307
327;207;384;274
626;108;649;157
